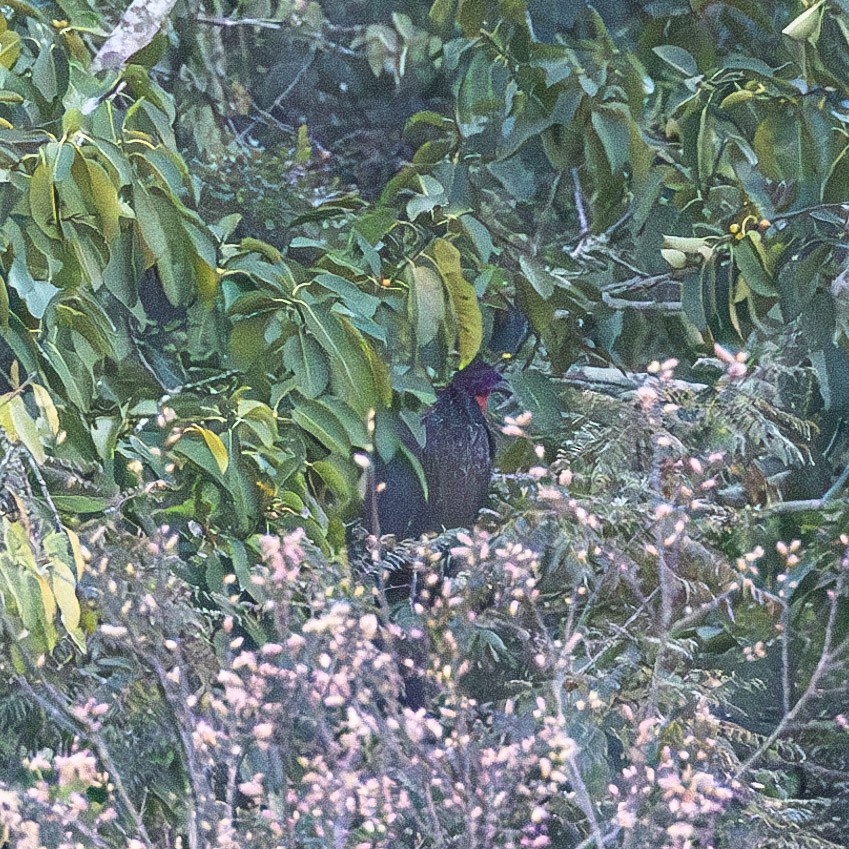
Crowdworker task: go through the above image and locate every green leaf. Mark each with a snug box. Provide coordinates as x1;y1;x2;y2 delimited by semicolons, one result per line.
410;263;445;347
291;398;352;455
312;458;353;505
733;233;775;297
487;154;537;202
507;370;566;433
236;399;278;448
459;214;495;263
283;331;330;399
653;45;698;76
299;300;376;413
31;40;59;102
519;255;555;300
0;274;8;328
782;0;825;41
29;159;60;238
84;158;121;243
590;107;633;175
133;185;194;305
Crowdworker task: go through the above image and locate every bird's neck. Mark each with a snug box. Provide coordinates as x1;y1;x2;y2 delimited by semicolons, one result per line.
474;392;490;414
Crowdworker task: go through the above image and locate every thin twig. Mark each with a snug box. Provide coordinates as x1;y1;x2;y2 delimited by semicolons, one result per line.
237;49;316;141
571;167;588;234
601;292;684;312
15;675;155;848
734;568;849;779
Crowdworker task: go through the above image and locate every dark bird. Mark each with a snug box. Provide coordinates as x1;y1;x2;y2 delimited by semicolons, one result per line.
368;361;508;540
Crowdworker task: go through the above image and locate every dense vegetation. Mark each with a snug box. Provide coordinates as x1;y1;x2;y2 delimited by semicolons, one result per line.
0;0;848;846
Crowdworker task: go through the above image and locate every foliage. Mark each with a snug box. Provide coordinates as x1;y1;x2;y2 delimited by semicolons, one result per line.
0;358;848;847
0;0;848;846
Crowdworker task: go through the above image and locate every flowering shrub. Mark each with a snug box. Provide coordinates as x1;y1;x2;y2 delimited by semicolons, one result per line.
0;354;847;848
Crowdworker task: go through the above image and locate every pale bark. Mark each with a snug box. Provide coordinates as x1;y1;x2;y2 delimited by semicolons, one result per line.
91;0;179;72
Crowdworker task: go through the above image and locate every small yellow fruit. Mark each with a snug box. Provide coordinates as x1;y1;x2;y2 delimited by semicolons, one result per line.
729;223;740;234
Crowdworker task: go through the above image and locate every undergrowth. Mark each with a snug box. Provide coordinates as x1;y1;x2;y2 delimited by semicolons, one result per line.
0;353;847;849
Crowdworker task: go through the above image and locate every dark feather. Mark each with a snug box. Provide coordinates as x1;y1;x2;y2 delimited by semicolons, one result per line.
371;362;506;539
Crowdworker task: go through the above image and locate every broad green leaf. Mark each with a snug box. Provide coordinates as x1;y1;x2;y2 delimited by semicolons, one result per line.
823;142;849;204
299;300;376;413
133;185;194;305
459;214;494;263
733;233;775;297
31;39;59;101
50;494;114;513
84;158;121;242
1;520;56;652
782;0;825;41
0;274;8;328
409;262;445;347
312;457;353;505
292;397;351;455
223;437;260;535
91;415;120;460
29;159;60;238
696;107;715;184
486;154;537;202
591;106;632;175
653;45;698;76
314;272;381;318
7;256;60;319
519;255;555;299
283;331;330;399
236;399;278;449
508;370;566;433
661;248;687;269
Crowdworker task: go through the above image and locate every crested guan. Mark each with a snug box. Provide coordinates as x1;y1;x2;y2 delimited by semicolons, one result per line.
368;361;507;539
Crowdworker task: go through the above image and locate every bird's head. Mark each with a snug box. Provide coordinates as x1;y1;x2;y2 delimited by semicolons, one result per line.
450;361;510;413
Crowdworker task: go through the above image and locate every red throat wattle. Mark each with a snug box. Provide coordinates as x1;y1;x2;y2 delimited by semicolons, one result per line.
475;392;490;414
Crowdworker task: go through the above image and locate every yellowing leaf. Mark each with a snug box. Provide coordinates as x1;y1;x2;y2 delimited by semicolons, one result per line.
186;425;229;473
661;248;687;269
43;532;85;651
31;384;59;437
35;571;57;624
719;89;755;110
65;528;86;580
430;238;482;368
194;255;219;302
0;30;21;70
782;0;825;42
51;559;84;649
662;235;712;254
5;394;46;463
